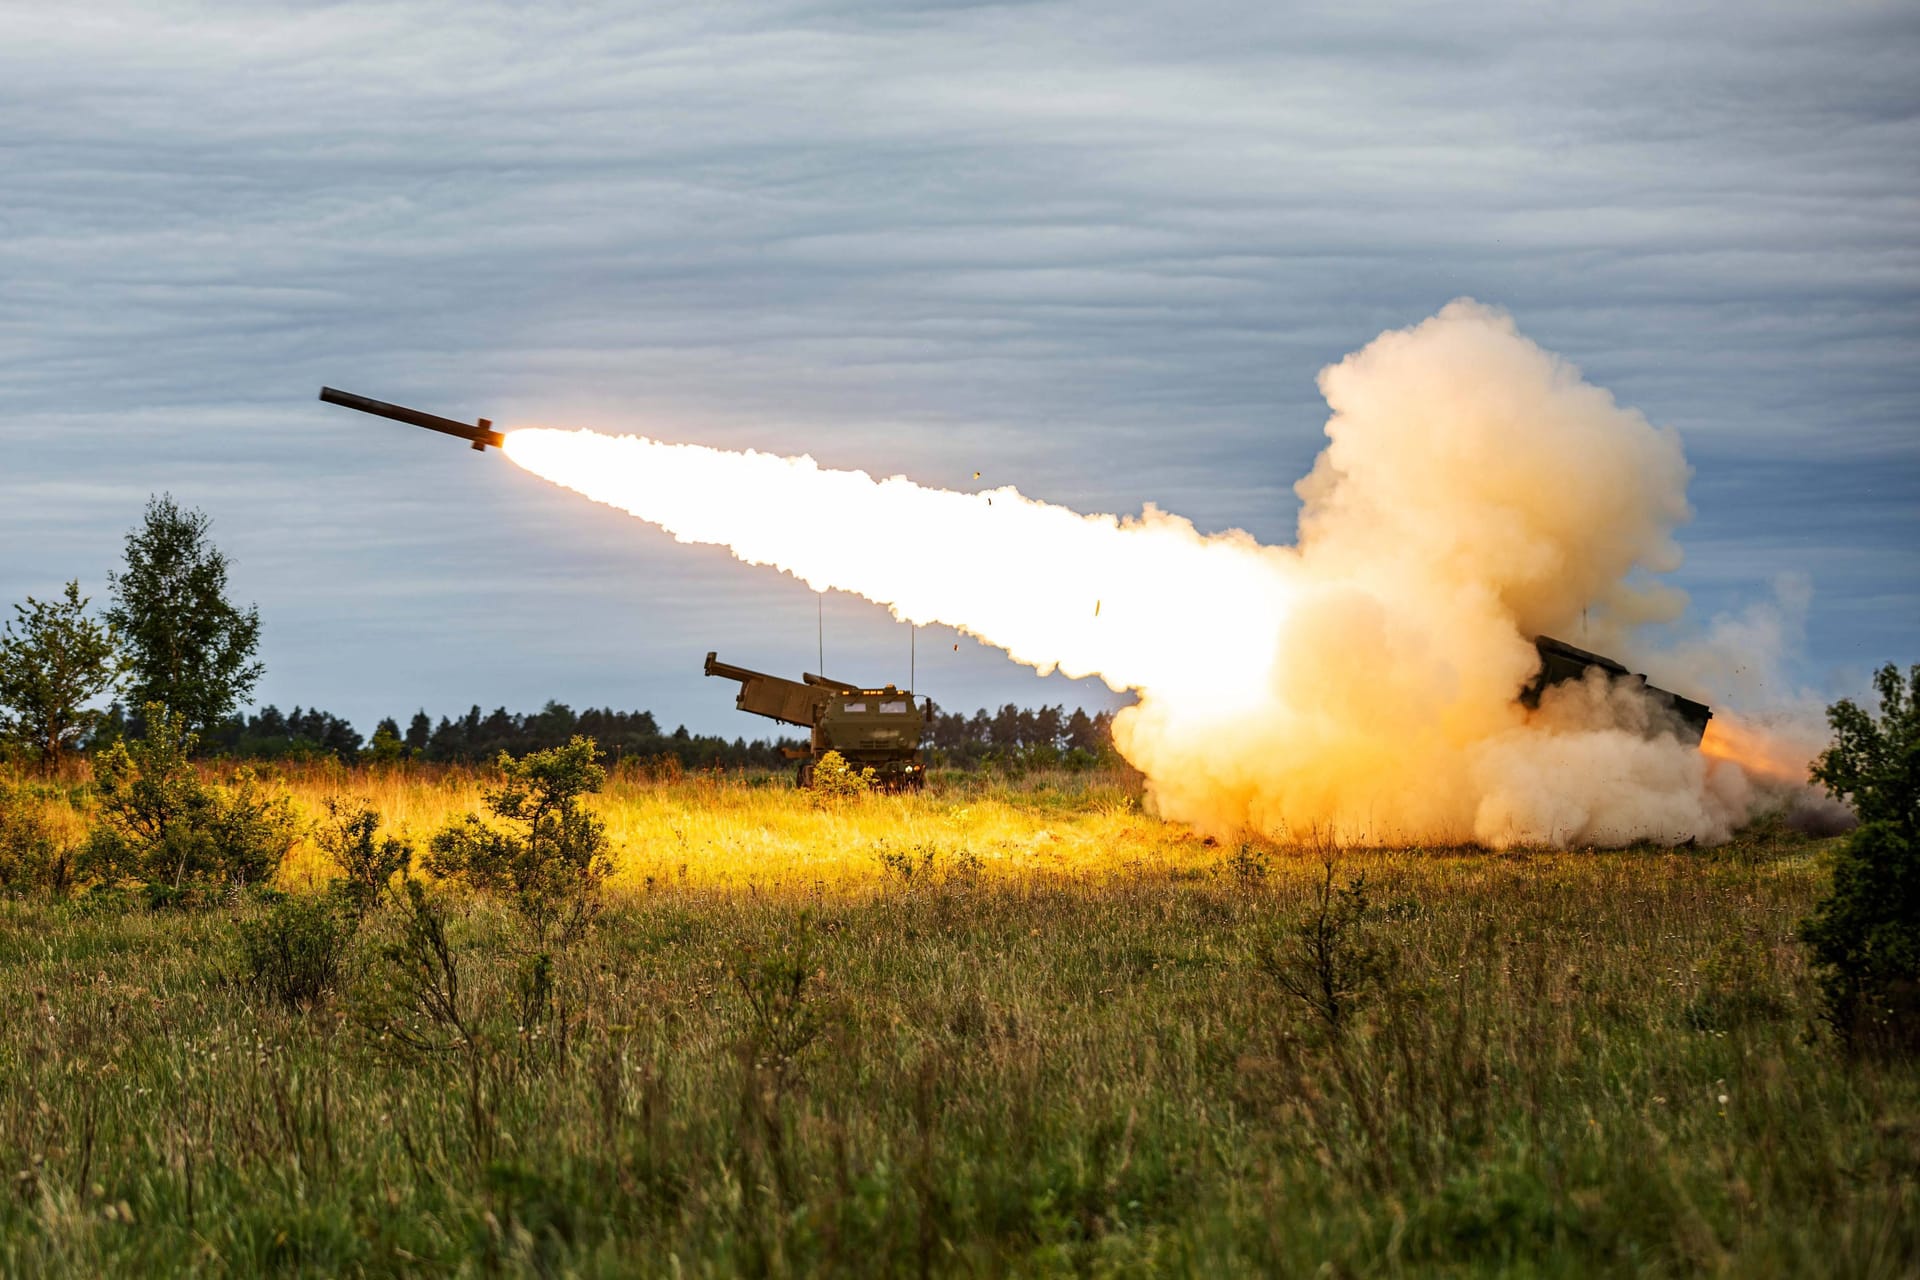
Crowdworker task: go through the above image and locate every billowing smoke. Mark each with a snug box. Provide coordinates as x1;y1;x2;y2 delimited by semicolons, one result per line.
504;299;1822;846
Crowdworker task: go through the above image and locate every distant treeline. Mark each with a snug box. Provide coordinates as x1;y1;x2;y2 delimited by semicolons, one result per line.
92;697;1119;769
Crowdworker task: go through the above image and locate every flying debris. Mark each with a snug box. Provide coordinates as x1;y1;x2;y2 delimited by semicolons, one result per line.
318;387;505;451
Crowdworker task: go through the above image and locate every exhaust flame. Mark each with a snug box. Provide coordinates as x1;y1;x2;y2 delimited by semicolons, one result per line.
503;300;1824;846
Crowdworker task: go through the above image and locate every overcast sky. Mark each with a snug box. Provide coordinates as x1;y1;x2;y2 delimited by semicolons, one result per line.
3;0;1915;737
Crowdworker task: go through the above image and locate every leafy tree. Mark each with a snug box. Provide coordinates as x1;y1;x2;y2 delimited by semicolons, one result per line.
0;581;120;768
366;717;405;764
106;494;263;736
1802;663;1920;1053
82;702;297;900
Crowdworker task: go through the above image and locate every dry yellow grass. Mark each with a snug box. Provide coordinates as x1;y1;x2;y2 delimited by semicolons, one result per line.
256;762;1217;893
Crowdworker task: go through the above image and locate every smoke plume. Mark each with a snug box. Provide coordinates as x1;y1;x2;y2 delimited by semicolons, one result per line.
504;299;1821;846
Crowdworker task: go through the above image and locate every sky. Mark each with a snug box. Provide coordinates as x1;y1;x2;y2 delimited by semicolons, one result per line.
2;0;1915;738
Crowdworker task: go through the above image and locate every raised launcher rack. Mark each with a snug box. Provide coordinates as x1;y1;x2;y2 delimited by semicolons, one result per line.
703;652;927;790
1521;635;1712;745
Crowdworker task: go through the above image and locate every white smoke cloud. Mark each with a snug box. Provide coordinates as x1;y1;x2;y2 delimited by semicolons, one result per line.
506;299;1824;846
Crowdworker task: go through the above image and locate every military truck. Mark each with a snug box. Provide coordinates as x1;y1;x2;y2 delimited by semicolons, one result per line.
703;652;927;790
1523;635;1712;745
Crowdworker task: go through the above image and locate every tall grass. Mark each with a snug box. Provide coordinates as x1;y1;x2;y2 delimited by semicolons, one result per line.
0;767;1913;1275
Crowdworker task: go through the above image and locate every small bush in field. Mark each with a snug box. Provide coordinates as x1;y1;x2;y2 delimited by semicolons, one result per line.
318;797;412;919
239;804;410;1010
82;702;297;902
425;736;611;951
1802;662;1920;1054
731;915;825;1077
810;750;873;800
1226;840;1270;888
1256;862;1393;1034
240;891;354;1010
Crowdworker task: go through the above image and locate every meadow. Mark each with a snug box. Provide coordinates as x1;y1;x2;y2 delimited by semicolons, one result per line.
1;763;1915;1277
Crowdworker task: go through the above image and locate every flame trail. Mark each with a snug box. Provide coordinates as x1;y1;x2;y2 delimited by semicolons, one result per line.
502;300;1819;846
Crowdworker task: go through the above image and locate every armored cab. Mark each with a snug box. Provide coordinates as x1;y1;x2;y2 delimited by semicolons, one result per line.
703;652;927;790
1522;635;1712;745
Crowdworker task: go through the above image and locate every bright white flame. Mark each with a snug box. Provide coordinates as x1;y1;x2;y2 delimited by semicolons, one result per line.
503;430;1297;714
502;300;1821;847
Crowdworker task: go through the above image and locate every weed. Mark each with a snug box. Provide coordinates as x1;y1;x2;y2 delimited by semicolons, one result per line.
1256;861;1393;1034
1225;840;1269;888
0;790;71;895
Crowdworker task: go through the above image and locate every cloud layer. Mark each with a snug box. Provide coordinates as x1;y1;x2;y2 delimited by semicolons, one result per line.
2;1;1914;733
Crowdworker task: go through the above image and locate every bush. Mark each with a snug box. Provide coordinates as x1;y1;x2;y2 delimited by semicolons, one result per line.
317;797;412;919
426;736;610;950
1802;663;1920;1054
239;891;354;1010
82;702;298;902
1256;862;1393;1035
810;750;873;800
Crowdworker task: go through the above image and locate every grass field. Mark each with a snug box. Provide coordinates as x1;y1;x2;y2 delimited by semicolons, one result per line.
1;765;1915;1276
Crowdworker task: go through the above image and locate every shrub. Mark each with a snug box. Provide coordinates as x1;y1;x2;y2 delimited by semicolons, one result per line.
82;703;298;901
1803;663;1920;1054
318;797;412;920
426;736;610;950
240;891;354;1010
1226;840;1270;888
1256;861;1393;1034
810;749;873;800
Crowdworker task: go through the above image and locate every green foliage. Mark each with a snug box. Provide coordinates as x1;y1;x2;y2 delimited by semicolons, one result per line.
104;494;263;735
1256;862;1394;1034
1686;930;1789;1031
364;718;405;763
1811;662;1920;835
1226;840;1270;887
426;736;611;950
1803;664;1920;1054
82;702;297;899
0;580;120;768
810;748;874;799
0;818;1917;1277
318;796;412;919
731;914;825;1076
238;890;354;1010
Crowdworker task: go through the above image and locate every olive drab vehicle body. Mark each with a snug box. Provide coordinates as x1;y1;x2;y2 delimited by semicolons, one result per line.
703;652;927;790
1523;635;1712;745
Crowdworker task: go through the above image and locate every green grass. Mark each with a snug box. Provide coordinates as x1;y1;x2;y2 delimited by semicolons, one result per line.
0;773;1915;1276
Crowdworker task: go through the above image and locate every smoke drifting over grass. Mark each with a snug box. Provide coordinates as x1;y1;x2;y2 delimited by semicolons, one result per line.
506;300;1821;846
